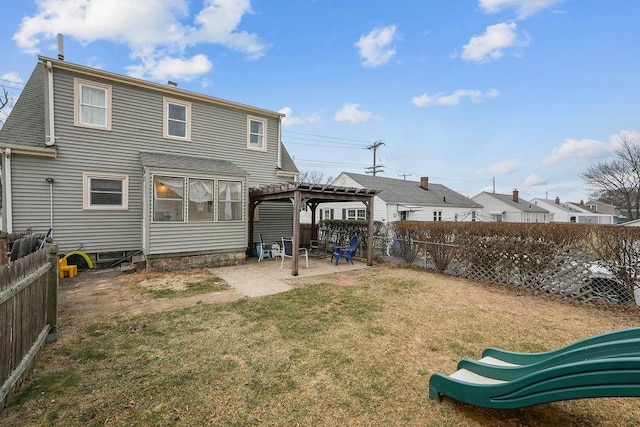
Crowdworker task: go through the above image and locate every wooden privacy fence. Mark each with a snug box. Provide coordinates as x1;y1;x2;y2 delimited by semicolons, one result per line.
0;245;58;410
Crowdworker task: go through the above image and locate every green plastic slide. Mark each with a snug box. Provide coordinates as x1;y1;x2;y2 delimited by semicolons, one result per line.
429;328;640;409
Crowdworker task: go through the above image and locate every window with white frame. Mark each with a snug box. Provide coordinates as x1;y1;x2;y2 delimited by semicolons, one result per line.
247;117;266;150
219;181;242;221
188;178;214;221
164;98;191;140
75;79;112;129
346;208;366;220
433;210;442;221
154;176;184;221
83;173;128;210
321;208;333;220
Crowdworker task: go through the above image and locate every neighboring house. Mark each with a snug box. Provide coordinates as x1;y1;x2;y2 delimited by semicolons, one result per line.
561;200;615;224
530;197;614;224
585;199;627;224
305;173;483;223
0;56;299;267
472;190;550;223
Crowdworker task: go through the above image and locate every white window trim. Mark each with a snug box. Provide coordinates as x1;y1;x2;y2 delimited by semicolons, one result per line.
74;78;112;130
247;116;267;152
163;97;192;141
346;208;366;220
83;172;129;210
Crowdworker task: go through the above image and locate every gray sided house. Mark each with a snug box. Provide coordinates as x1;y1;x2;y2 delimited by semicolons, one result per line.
472;190;550;223
0;56;299;267
310;173;482;223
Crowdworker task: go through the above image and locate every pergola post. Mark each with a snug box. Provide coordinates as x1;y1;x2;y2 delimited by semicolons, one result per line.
292;190;302;276
366;196;374;266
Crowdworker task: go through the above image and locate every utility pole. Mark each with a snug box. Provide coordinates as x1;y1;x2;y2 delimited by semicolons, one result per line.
365;140;384;176
398;173;411;180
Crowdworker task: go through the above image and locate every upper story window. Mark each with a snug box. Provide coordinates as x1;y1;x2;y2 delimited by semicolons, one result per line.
75;79;112;130
247;116;267;151
83;173;128;210
164;98;191;140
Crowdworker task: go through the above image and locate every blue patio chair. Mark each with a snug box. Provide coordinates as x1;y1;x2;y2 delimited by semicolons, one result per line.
331;236;359;265
257;233;271;262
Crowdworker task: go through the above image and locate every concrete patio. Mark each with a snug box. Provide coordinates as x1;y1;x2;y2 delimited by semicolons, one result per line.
214;254;371;298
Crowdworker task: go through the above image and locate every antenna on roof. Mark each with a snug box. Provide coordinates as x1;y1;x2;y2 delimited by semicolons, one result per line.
398;174;411;180
57;33;64;61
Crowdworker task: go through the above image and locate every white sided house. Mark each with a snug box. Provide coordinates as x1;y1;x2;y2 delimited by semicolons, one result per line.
0;56;299;268
309;173;482;223
472;190;550;223
531;198;614;224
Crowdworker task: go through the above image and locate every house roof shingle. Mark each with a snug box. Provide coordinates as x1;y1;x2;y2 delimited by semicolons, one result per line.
477;192;548;213
140;152;247;177
343;173;482;208
0;64;46;148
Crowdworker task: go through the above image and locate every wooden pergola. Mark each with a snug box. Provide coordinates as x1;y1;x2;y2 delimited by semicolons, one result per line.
249;183;378;276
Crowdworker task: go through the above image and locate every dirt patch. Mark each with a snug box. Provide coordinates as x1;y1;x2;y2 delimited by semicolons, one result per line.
58;268;243;338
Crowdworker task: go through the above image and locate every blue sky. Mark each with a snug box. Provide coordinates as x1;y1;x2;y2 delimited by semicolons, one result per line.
1;0;639;202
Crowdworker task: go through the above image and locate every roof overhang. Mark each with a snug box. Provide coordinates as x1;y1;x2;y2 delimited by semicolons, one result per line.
0;143;57;158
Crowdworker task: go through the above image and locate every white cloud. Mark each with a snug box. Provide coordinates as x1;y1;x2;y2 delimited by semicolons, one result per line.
488;159;520;174
334;103;372;123
524;173;548;186
12;0;267;81
1;72;24;85
355;25;397;67
479;0;563;19
542;138;614;166
412;88;499;107
278;107;322;127
126;54;212;81
461;22;528;63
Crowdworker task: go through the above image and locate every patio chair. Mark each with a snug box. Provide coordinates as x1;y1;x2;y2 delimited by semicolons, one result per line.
257;233;271;262
281;238;309;269
331;236;358;265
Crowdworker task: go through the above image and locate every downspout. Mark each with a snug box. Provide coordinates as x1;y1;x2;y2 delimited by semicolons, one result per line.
45;61;56;147
277;117;282;170
46;178;54;238
5;148;12;233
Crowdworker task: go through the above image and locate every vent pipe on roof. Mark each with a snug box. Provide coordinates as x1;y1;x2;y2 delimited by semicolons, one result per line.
57;34;64;60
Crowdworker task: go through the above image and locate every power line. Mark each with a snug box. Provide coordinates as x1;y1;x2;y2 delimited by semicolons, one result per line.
283;130;373;144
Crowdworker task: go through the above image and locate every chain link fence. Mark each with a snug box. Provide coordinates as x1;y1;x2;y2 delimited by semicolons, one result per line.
377;236;639;307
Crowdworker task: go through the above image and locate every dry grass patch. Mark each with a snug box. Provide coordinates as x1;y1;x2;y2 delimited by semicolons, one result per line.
2;265;640;426
128;268;231;299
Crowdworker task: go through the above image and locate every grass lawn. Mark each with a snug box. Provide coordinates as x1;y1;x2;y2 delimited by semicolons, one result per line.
2;265;639;426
